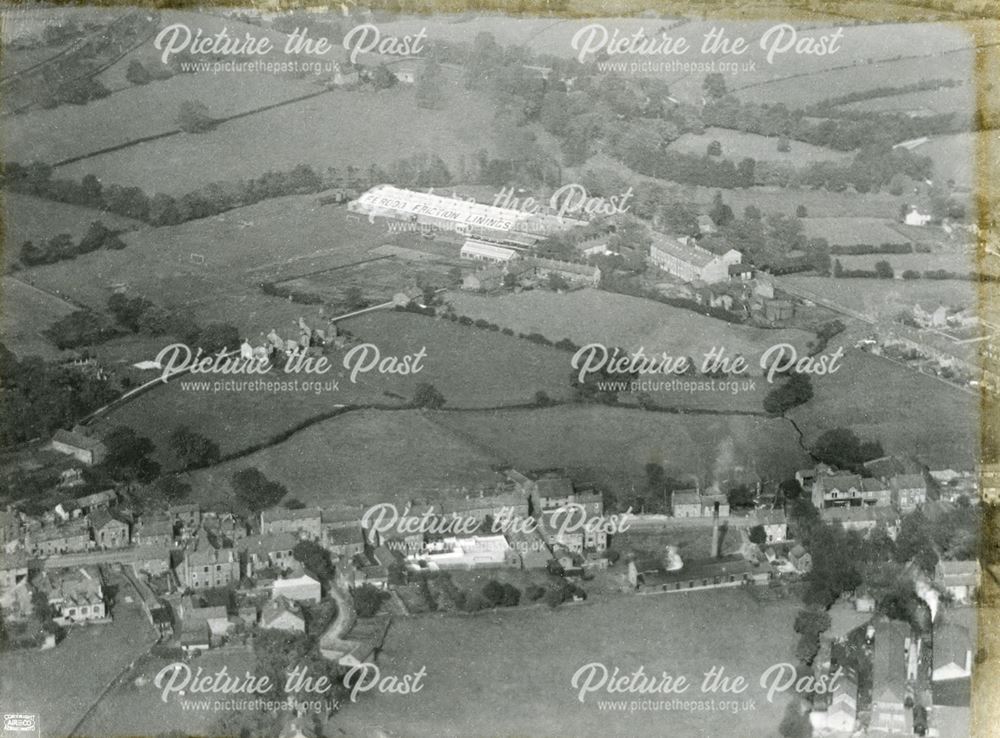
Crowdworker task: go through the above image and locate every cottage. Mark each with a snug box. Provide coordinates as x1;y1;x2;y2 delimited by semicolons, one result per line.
272;572;322;603
822;506;901;540
71;489;117;514
934;560;980;604
260;507;322;540
30;520;91;556
50;429;106;466
788;545;812;573
135;516;174;547
321;521;366;558
752;510;788;543
670;489;729;518
38;566;107;624
240;532;298;577
728;263;754;281
89;508;130;549
811;473;863;509
260;597;306;632
892;474;927;512
521;256;601;287
169;503;201;533
175;529;240;590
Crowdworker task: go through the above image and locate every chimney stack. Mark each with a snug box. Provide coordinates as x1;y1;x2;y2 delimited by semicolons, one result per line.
710;507;720;558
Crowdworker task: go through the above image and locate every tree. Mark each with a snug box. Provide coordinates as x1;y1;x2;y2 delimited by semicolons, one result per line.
795;204;808;217
169;425;220;469
147;477;188;507
126;59;152;85
369;64;397;89
812;428;884;469
176;100;216;133
777;136;791;153
344;286;367;311
413;383;445;409
102;426;160;482
193;323;240;354
415;58;445;109
749;525;767;545
353;583;389;617
706;140;722;156
292;539;335;581
874;260;894;279
547;272;570;291
763;374;814;415
78;220;112;253
231;467;287;512
708;191;733;227
703;72;727;99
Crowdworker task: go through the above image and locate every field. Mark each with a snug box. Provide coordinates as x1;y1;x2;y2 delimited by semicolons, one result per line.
668;127;850;165
918;132;981;190
20;196;389;329
56;84;498;195
1;276;78;359
4;72;320;166
0;577;156;738
75;649;258;738
837;251;975;275
182;409;506;512
447;288;815;365
96;310;577;465
427;405;811;500
780;274;976;321
788;348;980;468
836;82;974;118
801;217;911;246
333;590;800;738
731;44;974;107
3;191;141;271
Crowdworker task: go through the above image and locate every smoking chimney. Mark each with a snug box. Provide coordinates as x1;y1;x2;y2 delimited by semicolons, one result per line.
710;506;720;558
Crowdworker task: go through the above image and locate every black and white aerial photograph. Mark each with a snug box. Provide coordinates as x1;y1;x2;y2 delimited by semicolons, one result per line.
0;1;998;736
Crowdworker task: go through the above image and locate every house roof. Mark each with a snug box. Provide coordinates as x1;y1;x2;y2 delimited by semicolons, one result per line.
871;621;909;706
261;597;303;627
824;506;899;524
73;489;117;508
892;474;926;490
533;476;575;500
671;490;701;506
52;429;106;452
261;507;321;523
324;525;363;546
863;456;906;480
638;555;769;587
650;232;717;268
240;532;298;555
89;508;126;531
934;623;972;673
816;474;862;493
861;478;890;492
936;559;979;586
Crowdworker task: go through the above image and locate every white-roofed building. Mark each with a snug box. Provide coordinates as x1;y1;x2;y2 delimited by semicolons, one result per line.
349;185;584;246
460;239;518;264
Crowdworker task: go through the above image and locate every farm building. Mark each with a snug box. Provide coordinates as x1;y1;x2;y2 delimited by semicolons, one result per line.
648;233;741;283
460;239;519;264
522;256;601;286
348;185;584;247
50;428;106;466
